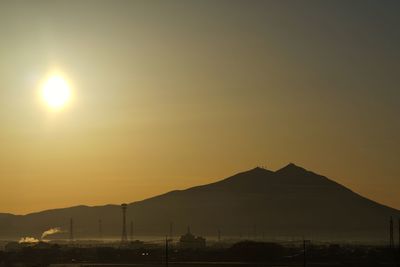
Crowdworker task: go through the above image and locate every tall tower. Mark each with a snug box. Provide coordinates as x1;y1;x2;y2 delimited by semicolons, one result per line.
390;216;394;249
69;218;74;242
121;203;128;243
99;219;103;240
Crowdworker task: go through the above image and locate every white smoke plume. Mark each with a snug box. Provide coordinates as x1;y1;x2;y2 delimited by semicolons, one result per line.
19;237;39;244
41;227;62;239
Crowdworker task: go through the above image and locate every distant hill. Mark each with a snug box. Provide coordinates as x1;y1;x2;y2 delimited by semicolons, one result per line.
0;164;397;242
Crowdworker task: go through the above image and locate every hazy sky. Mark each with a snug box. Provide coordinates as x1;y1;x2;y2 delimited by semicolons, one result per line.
0;0;399;214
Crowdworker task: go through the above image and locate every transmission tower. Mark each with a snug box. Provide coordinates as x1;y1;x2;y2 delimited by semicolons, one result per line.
121;203;128;244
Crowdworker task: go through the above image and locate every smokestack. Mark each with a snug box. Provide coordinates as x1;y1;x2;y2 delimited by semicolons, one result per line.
121;203;128;244
69;218;74;242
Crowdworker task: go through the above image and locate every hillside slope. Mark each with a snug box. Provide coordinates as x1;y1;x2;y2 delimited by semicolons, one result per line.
0;164;397;241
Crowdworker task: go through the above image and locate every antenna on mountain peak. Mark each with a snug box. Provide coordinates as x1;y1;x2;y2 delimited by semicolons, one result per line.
255;165;267;170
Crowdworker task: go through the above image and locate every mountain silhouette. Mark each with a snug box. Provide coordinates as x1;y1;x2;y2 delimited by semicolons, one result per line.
0;164;397;241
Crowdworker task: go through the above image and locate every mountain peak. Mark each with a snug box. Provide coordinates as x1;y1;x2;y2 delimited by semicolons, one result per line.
231;166;274;176
250;166;270;172
242;166;276;176
276;162;306;173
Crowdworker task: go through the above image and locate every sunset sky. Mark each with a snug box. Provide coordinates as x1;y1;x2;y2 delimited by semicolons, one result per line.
0;0;399;214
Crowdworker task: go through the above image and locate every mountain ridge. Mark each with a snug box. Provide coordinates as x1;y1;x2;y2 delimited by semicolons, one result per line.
4;163;393;216
0;164;397;241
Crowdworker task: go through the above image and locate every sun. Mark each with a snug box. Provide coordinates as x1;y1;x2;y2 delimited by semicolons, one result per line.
41;75;71;109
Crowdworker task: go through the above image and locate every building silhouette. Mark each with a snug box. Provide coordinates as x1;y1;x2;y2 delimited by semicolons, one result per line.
179;227;206;249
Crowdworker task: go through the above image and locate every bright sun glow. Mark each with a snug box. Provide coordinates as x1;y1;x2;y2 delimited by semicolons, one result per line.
41;75;71;109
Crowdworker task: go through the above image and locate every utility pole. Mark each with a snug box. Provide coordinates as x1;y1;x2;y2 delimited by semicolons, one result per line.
303;239;306;267
398;218;400;266
121;204;128;244
303;239;310;267
398;218;400;250
165;236;169;267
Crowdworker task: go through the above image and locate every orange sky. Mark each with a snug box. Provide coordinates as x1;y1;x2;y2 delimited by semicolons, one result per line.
0;1;399;214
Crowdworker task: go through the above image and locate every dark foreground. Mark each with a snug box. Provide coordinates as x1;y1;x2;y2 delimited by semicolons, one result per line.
1;241;400;267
